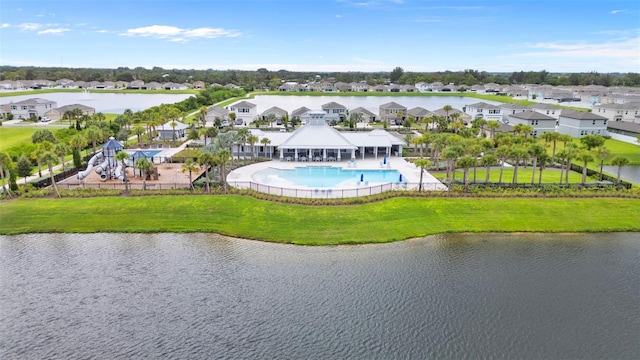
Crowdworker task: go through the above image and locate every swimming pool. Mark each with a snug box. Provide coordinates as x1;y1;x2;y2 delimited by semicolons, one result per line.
253;166;406;188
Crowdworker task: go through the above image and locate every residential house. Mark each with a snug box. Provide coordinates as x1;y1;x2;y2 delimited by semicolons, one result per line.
146;82;163;90
432;107;471;124
127;80;145;89
350;82;369;92
607;121;640;141
45;104;96;121
557;109;608;138
350;107;377;123
407;107;434;123
291;106;311;124
228;100;257;125
465;102;502;121
158;121;189;141
373;85;388;92
530;103;560;119
321;101;347;122
205;106;229;126
192;81;205;89
499;103;530;122
260;106;288;126
0;104;12;118
334;82;352;92
379;102;407;124
278;83;294;92
507;111;556;137
415;82;431;92
6;98;57;120
593;102;640;122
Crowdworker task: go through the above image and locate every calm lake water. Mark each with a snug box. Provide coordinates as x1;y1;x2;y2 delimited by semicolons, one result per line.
0;92;194;114
1;232;639;359
238;95;501;114
602;165;640;184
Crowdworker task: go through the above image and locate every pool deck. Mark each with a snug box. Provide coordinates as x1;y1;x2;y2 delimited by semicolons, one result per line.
227;157;446;191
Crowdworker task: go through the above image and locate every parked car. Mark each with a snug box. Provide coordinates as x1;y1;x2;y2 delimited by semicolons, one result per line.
41;117;51;122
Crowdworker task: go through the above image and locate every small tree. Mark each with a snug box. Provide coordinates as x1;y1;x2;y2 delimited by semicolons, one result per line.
197;150;215;194
414;158;431;192
594;146;610;181
39;151;60;197
577;150;594;185
0;152;14;198
260;137;272;158
134;158;153;191
181;158;200;192
611;156;630;185
16;154;32;183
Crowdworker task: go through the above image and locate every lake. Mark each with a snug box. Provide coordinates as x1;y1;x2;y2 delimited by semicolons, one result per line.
602;165;640;184
0;92;194;114
1;232;638;359
235;95;502;115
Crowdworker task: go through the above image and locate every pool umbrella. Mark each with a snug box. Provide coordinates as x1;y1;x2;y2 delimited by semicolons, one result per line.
399;174;403;182
360;173;364;182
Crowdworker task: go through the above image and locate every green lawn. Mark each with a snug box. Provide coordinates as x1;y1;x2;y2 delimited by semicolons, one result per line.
0;127;41;151
1;196;638;244
432;167;588;184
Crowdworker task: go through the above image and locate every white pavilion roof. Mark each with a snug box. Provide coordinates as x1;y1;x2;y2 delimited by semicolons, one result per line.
279;122;357;150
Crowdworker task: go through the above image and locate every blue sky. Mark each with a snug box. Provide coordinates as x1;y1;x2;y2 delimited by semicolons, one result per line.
1;0;639;73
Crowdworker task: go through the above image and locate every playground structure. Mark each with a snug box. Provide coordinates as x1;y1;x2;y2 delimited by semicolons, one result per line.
77;137;126;182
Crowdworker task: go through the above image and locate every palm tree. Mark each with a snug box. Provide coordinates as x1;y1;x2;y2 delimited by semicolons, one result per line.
480;153;497;183
114;151;130;193
528;143;546;184
134;158;153;191
0;152;14;198
563;143;579;185
537;152;551;185
259;137;271;158
486;120;500;139
84;126;103;155
39;151;60;197
169;120;178;146
457;155;476;192
468;143;482;182
200;127;218;147
216;148;231;193
472;118;487;137
442;105;452;123
556;150;568;184
181;158;200;192
247;134;259;161
541;131;560;163
236;128;250;160
411;136;422;156
197;150;215;194
414;158;431;192
611;156;630;185
495;145;510;184
594;146;611;181
199;105;208;128
450;112;462;134
577;150;594;185
509;146;529;184
54;143;71;173
513;124;534;138
132;124;146;147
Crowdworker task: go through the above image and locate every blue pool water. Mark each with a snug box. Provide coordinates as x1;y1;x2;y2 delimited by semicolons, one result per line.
253;166;406;188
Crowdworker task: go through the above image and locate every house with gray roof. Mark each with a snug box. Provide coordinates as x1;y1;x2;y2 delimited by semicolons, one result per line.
321;101;347;122
229;100;257;125
291;106;312;122
407;107;434;123
592;102;640;122
350;107;377;123
465;102;502;122
45;104;95;121
557;109;608;138
507;111;556;137
379;102;407;124
499;103;530;122
205;106;229;125
260;106;288;126
158;121;189;141
530;103;561;119
6;98;57;120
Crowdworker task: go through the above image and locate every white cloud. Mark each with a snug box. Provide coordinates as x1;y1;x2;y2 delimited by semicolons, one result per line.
610;9;627;14
1;23;10;29
19;23;41;31
38;28;70;35
122;25;241;42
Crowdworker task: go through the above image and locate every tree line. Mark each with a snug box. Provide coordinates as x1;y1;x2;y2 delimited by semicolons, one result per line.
2;66;638;90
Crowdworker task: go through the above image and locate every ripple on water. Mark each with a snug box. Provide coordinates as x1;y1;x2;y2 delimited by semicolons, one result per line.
1;232;639;359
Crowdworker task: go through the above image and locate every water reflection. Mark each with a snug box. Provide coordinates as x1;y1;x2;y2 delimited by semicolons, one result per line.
1;232;638;359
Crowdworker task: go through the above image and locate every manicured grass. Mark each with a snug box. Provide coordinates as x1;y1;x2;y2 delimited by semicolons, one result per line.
1;196;638;244
601;138;640;165
432;167;589;184
0;127;41;151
